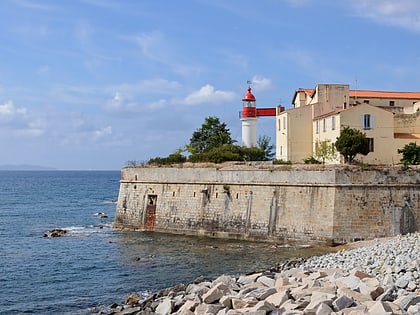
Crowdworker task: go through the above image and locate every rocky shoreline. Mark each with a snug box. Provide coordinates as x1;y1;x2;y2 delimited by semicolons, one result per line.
90;233;419;315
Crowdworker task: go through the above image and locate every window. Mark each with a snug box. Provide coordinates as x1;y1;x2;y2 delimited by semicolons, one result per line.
278;118;281;130
322;119;326;132
389;100;395;106
363;100;370;104
367;138;374;152
362;114;373;129
315;120;319;134
331;116;336;130
283;117;286;130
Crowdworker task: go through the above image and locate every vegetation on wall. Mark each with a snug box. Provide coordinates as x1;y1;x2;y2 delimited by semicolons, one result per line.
335;126;369;164
147;116;275;165
398;142;420;165
315;139;336;164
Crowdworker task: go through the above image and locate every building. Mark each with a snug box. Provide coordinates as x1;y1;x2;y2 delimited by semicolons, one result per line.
276;84;420;164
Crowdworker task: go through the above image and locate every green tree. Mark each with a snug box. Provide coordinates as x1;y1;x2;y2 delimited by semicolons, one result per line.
188;116;235;154
335;127;369;164
315;139;336;164
257;135;275;161
398;142;420;165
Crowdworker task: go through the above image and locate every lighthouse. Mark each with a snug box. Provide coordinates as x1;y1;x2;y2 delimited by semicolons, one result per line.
241;86;258;147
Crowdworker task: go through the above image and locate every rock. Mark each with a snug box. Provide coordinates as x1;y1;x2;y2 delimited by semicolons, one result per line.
219;296;232;309
155;298;173;315
100;233;420;315
202;283;230;304
248;300;276;312
407;304;420;315
243;287;277;300
256;275;275;287
194;303;223;315
43;228;67;238
124;293;140;306
304;291;335;312
265;289;289;307
177;300;198;315
315;302;334;315
394;293;420;310
332;295;354;311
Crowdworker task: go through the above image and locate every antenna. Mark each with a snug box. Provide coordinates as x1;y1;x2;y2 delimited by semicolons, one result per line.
355;78;358;104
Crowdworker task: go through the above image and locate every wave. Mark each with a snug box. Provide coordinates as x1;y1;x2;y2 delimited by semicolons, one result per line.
44;223;113;238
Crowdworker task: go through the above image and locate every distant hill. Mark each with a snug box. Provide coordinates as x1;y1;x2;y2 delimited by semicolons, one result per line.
0;164;57;171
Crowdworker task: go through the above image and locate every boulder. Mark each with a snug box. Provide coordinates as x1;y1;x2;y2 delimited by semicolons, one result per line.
124;293;140;306
43;228;67;238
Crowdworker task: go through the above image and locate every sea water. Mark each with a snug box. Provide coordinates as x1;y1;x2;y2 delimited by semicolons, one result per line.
0;171;329;314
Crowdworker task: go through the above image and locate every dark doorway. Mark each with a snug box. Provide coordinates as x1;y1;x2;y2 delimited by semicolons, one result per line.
145;195;157;231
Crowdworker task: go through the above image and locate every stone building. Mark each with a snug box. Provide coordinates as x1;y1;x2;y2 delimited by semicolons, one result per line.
276;84;420;164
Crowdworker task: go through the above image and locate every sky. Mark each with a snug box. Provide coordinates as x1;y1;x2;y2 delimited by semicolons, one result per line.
1;0;420;170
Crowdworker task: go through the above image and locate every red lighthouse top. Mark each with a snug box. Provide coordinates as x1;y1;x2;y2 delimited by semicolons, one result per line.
242;87;256;102
241;86;257;118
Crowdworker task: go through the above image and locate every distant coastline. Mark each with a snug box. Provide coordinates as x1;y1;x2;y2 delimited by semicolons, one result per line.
0;164;57;171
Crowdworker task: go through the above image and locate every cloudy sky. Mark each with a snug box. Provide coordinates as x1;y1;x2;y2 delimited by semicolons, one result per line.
1;0;420;170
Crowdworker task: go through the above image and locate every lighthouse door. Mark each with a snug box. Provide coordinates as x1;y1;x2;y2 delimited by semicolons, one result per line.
145;195;157;231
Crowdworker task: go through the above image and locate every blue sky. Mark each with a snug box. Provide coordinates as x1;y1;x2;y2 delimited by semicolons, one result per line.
1;0;420;170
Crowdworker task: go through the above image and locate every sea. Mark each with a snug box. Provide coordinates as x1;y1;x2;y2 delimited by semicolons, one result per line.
0;171;331;314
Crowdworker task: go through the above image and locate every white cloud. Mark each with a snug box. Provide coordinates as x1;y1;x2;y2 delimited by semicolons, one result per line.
105;92;136;113
182;84;236;106
251;76;272;91
349;0;420;33
0;101;46;137
93;126;112;139
0;101;27;118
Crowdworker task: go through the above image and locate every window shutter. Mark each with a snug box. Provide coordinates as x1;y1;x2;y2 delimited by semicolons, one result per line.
371;115;374;129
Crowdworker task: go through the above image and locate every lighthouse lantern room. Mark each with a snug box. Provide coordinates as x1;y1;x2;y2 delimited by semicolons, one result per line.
241;87;258;147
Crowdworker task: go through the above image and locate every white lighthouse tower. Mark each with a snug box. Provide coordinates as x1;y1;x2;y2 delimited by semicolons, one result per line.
241;86;257;147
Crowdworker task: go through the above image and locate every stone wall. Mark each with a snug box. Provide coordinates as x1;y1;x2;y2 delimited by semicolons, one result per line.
114;163;420;244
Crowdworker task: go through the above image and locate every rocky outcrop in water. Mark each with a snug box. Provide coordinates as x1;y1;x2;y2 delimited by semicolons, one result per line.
91;233;420;315
43;228;67;238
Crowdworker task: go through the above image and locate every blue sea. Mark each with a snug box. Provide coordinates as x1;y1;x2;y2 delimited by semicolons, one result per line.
0;171;330;314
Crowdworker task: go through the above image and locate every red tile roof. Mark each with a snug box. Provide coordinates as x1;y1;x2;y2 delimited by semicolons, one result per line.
350;90;420;99
394;133;420;139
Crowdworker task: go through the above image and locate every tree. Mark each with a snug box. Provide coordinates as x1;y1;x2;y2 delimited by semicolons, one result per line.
335;127;369;164
398;142;420;165
188;116;235;154
257;135;275;161
315;139;336;164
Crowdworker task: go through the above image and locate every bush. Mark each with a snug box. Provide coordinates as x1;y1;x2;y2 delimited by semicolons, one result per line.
398;142;420;165
304;156;321;164
148;152;187;165
273;159;292;165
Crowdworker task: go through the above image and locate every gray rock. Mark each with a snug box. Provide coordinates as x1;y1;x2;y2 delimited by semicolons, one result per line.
394;293;420;310
194;303;223;315
256;275;275;287
155;298;173;315
315;302;334;315
332;295;354;311
202;283;230;304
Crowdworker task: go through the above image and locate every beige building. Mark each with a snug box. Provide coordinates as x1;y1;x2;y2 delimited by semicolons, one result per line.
276;84;420;164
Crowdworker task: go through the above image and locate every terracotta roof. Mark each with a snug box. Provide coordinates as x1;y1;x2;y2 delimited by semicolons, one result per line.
394;133;420;139
292;88;315;104
313;103;392;120
350;90;420;99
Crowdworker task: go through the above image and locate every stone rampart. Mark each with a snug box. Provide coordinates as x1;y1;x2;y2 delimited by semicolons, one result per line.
114;164;419;244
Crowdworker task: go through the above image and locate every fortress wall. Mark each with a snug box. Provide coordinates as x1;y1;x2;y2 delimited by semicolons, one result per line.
114;165;419;244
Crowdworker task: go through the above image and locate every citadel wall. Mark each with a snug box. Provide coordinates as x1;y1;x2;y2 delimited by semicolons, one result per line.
114;164;419;244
